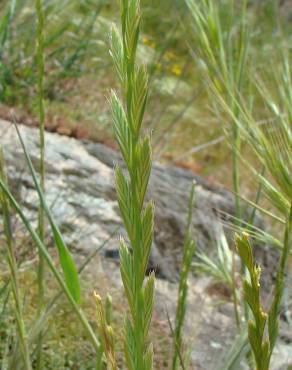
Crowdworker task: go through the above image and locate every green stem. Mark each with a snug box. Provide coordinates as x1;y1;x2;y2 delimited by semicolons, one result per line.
35;0;46;367
172;183;196;370
230;98;250;325
231;249;241;329
268;203;292;356
0;151;32;370
124;48;145;369
232;124;241;221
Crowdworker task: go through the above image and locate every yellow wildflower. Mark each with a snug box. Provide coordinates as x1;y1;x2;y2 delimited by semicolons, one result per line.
171;64;182;76
142;36;150;45
142;36;156;49
165;51;176;60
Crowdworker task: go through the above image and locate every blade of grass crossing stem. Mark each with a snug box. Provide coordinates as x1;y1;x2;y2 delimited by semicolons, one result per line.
166;310;186;370
35;0;46;367
172;182;196;370
14;123;81;304
0;150;32;370
0;178;100;351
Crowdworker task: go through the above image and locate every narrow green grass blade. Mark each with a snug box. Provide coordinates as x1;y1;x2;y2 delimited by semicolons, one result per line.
0;178;99;350
229;188;285;225
268;203;292;354
0;149;32;370
14;124;81;304
49;226;81;303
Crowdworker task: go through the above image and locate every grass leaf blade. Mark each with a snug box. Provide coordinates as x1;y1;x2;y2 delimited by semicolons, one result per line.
14;123;81;303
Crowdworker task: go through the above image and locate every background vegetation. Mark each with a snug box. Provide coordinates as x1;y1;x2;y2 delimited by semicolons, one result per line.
1;0;290;182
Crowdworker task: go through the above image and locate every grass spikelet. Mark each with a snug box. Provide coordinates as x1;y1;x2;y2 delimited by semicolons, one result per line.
236;221;292;370
110;1;155;369
235;233;270;370
95;293;117;370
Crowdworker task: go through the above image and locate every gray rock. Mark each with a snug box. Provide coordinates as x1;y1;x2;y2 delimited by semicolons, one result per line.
0;119;264;280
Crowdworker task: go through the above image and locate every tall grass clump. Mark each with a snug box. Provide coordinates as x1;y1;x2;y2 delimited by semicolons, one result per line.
213;53;291;221
35;0;46;367
0;150;32;370
185;0;250;223
185;1;291;364
110;0;155;368
184;1;251;323
214;51;292;368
